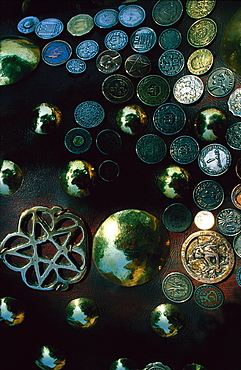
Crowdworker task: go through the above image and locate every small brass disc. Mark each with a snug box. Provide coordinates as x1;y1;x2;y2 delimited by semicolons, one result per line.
67;14;94;36
35;345;66;370
187;48;213;75
0;297;25;326
66;298;99;329
150;303;186;337
0;160;23;196
187;18;217;48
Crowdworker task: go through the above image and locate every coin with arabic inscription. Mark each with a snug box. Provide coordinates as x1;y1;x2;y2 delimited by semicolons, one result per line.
74;101;105;128
228;88;241;117
76;40;99;60
187;18;217;48
207;67;235;98
162;272;193;303
66;59;86;74
216;208;241;236
94;9;119;29
170;135;199;164
181;230;235;284
137;75;170;106
187;48;213;75
233;233;241;258
194;284;224;309
231;184;241;210
67;14;94;36
42;40;72;66
158;28;182;50
102;74;134;104
153;103;186;135
125;54;151;78
136;134;167;164
173;75;204;104
225;122;241;150
130;27;157;53
158;49;185;76
152;0;183;26
236;266;241;287
96;50;122;74
17;16;40;34
104;29;128;51
118;4;146;27
193;180;224;210
35;18;64;39
162;203;192;232
198;143;232;176
186;0;216;19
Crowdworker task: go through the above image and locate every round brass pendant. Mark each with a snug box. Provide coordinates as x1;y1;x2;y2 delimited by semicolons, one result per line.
35;345;66;370
193;107;228;142
116;104;148;135
66;298;99;328
0;159;23;196
92;209;170;287
31;102;62;134
0;297;25;326
150;303;186;337
157;165;191;199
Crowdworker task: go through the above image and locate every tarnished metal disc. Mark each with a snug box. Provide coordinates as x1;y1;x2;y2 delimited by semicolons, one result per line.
93;209;170;286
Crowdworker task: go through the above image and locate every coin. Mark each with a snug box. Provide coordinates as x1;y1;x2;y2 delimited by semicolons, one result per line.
135;134;167;164
67;14;94;36
74;101;105;128
187;48;213;75
35;18;64;39
130;27;157;53
198;143;232;176
153;103;186;135
137;75;170;106
216;208;241;236
193;179;224;211
228;88;241;117
64;127;92;154
162;272;193;303
94;9;119;28
98;160;120;182
17;16;40;34
66;58;86;74
187;18;217;48
143;362;172;370
104;29;128;51
194;284;224;309
76;40;99;60
194;210;215;230
118;4;146;27
96;50;122;74
162;203;193;232
231;184;241;210
125;54;151;78
158;28;182;50
170;136;199;164
236;158;241;179
96;129;122;155
186;0;216;19
236;266;241;287
152;0;183;26
181;230;235;283
158;49;185;76
42;40;72;66
102;74;134;104
225;122;241;150
173;75;204;104
233;233;241;258
206;67;235;97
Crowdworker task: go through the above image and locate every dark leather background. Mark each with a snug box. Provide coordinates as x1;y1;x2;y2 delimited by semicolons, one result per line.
0;1;241;369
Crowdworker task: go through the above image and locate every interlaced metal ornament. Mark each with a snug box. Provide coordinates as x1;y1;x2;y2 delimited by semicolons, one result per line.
0;206;88;291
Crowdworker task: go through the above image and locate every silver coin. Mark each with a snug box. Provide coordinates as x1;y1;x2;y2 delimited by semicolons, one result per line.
102;74;134;104
96;129;122;155
231;183;241;210
42;40;72;66
143;362;172;370
233;233;241;258
153;103;186;135
207;67;235;98
104;29;128;51
162;203;193;232
194;284;224;309
74;101;105;128
173;75;204;104
158;28;182;50
98;160;120;182
225;122;241;150
76;40;99;60
94;9;119;28
64;128;92;154
193;179;224;210
118;4;146;27
17;16;40;34
216;208;241;236
170;135;199;164
66;59;86;74
136;134;167;164
158;49;185;76
162;271;194;302
236;266;241;287
130;27;157;53
35;18;64;39
198;143;232;176
228;88;241;117
96;50;122;74
152;0;183;26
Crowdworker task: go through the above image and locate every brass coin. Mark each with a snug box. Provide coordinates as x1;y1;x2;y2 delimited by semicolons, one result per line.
187;18;217;48
67;14;94;36
96;50;122;74
186;0;216;19
125;54;151;78
137;75;170;106
187;48;213;75
181;230;235;284
102;74;134;104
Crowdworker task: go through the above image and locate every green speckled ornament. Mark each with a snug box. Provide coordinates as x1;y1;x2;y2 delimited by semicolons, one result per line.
150;303;186;337
66;298;99;328
193;107;228;142
0;297;25;326
116;104;148;135
0;160;23;196
157;165;191;199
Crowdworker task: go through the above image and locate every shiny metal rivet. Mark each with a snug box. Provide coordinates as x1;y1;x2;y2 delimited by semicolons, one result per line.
150;303;186;337
66;298;99;328
31;102;62;134
0;297;25;326
0;160;23;196
157;165;191;199
193;107;228;142
35;345;66;370
116;104;148;135
64;128;92;154
194;210;215;230
110;358;138;370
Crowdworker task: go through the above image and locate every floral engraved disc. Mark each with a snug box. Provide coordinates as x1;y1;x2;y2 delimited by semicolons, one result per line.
0;206;88;290
181;230;235;283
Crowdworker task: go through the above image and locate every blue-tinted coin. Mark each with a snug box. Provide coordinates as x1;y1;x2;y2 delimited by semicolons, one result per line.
64;128;92;154
66;59;86;74
76;40;99;60
35;18;64;39
130;27;157;53
153;103;186;135
42;40;72;66
74;101;105;128
118;5;146;27
158;49;185;76
236;266;241;287
94;9;119;28
17;16;40;34
158;28;182;50
104;30;128;51
170;136;199;164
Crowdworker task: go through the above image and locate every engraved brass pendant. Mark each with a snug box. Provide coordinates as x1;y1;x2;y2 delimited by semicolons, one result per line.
0;206;88;291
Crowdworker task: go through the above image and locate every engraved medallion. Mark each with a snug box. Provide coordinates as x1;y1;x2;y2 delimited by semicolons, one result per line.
187;18;217;48
125;54;151;78
216;208;241;236
96;129;122;155
194;284;224;309
17;16;40;34
76;40;99;60
170;136;199;164
181;230;235;283
67;14;94;36
228;88;241;117
231;184;241;210
187;48;213;75
153;103;186;135
162;203;193;232
207;67;235;98
158;49;185;76
104;29;128;51
186;0;216;19
94;9;119;29
137;75;170;106
136;134;167;164
42;40;72;66
35;18;64;39
158;28;182;50
173;75;204;104
162;272;194;303
233;233;241;258
236;266;241;287
152;0;183;26
130;27;157;53
66;58;86;74
98;160;120;182
225;122;241;150
64;127;92;154
118;4;146;27
74;101;105;128
96;50;122;74
193;180;224;210
102;74;134;104
194;210;215;230
198;143;232;176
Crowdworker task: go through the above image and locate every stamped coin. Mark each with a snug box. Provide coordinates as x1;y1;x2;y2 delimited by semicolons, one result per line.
158;49;185;76
153;103;186;135
216;208;241;236
64;128;92;154
225;122;241;150
118;4;146;27
76;40;99;60
104;29;128;51
162;272;194;303
181;230;235;283
194;284;224;309
170;135;199;164
194;210;215;230
152;0;183;26
74;101;105;128
42;40;72;66
158;28;182;50
98;160;120;182
236;266;241;287
187;48;213;75
186;0;216;19
207;67;235;98
96;50;122;74
17;16;40;34
231;184;241;210
193;180;224;210
66;58;86;74
96;129;122;155
143;362;172;370
94;9;119;28
187;18;217;48
228;88;241;117
173;75;204;104
130;27;157;53
136;134;167;164
102;74;134;104
67;14;94;36
162;203;193;232
35;18;64;39
125;54;151;78
198;143;232;176
137;75;170;106
233;233;241;258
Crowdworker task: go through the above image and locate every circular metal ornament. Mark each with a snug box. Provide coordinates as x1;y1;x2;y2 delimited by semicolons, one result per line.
35;345;66;370
193;107;228;143
0;160;23;196
193;180;224;211
194;211;215;230
162;203;192;232
67;14;94;36
66;297;99;328
0;206;89;291
31;102;62;134
42;40;72;66
125;54;151;78
194;284;224;309
233;233;241;258
187;48;213;76
157;165;191;199
231;184;241;210
118;4;146;27
94;9;119;29
102;74;134;104
17;16;40;34
198;143;232;176
76;40;99;60
152;0;183;26
206;67;235;98
66;58;86;74
74;101;105;128
64;128;92;154
216;208;241;236
35;18;64;39
158;28;182;50
153;103;186;135
104;29;128;51
0;297;25;326
187;18;217;48
225;122;241;150
96;50;122;74
150;303;186;337
158;49;185;76
136;134;167;164
98;160;120;182
130;27;157;53
236;265;241;287
186;0;216;19
228;88;241;117
170;136;199;164
96;129;122;155
173;75;204;104
162;272;194;303
116;104;148;135
137;75;170;106
143;362;172;370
